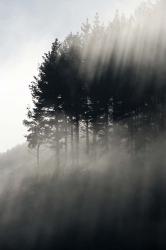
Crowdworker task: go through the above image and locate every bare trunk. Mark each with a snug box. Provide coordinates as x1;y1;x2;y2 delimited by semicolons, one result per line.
93;127;97;160
75;116;79;165
56;122;60;169
64;115;68;161
86;120;90;155
71;121;74;165
105;104;109;151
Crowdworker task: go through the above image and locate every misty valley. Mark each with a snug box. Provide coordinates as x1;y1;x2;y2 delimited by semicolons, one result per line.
1;0;166;249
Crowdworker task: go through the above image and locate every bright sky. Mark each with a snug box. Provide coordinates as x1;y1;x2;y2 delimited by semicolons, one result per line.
0;0;143;152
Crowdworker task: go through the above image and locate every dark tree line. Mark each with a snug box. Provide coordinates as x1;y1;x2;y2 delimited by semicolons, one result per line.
24;1;166;166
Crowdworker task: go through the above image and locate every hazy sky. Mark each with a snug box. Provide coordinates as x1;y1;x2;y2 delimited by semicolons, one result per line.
0;0;143;152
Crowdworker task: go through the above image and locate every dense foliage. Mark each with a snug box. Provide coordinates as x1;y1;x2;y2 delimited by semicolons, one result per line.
24;0;166;166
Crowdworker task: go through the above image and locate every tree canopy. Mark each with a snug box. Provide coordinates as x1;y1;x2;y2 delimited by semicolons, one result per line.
24;1;166;166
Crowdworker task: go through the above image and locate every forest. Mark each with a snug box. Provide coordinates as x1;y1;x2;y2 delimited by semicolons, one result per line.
0;1;166;250
24;0;166;169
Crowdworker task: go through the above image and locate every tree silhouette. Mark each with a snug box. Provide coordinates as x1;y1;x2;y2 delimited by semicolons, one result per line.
24;0;166;168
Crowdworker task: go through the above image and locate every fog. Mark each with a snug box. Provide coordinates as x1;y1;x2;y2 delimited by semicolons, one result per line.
79;0;166;84
0;0;142;153
0;134;166;249
1;0;166;249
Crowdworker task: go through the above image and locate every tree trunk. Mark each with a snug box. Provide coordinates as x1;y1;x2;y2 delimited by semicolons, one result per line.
105;104;109;151
56;122;60;169
75;116;79;165
86;120;90;155
64;115;68;162
93;127;97;160
71;121;74;165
